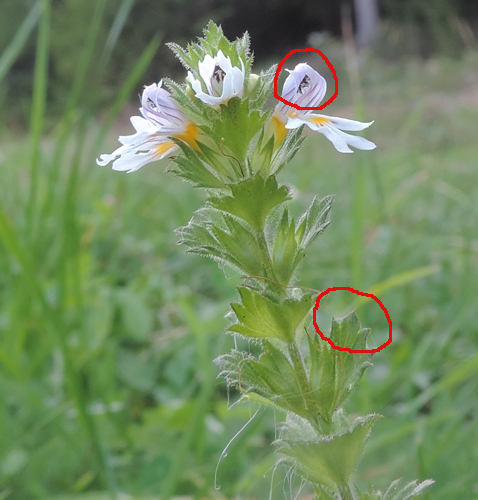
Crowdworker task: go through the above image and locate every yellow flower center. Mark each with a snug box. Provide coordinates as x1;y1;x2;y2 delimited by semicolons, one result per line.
272;114;288;147
308;116;331;126
154;141;176;158
173;123;200;150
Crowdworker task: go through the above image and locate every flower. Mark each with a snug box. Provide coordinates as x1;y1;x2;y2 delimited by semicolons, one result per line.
273;63;376;153
97;82;198;172
187;50;245;108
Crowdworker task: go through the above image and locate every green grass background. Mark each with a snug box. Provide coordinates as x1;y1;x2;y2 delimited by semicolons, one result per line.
0;2;477;499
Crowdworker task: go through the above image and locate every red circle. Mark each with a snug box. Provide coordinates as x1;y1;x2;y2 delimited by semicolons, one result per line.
312;287;392;353
273;48;338;111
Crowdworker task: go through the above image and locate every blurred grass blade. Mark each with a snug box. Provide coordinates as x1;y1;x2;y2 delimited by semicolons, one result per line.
63;0;107;115
99;0;136;68
29;0;50;139
403;351;478;415
40;0;108;232
94;34;161;150
0;0;43;84
353;265;441;308
160;313;227;500
26;0;50;237
0;201;118;498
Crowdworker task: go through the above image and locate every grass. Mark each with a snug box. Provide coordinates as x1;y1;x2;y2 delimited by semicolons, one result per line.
0;4;478;499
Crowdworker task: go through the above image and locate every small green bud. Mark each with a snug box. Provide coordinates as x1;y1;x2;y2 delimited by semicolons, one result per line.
246;73;260;94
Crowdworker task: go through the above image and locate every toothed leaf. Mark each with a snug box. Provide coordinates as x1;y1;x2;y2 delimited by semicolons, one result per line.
276;413;380;491
296;195;334;248
229;287;313;343
208;174;291;232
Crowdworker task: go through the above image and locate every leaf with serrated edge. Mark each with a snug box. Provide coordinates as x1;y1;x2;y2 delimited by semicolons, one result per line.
208;174;291;232
272;207;300;284
276;414;380;490
229;287;313;343
296;195;334;248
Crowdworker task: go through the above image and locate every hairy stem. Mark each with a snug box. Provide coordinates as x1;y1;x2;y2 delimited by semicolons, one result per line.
287;341;323;432
338;483;359;500
255;228;288;299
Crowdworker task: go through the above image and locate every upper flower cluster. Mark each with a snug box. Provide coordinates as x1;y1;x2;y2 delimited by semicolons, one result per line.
97;25;375;174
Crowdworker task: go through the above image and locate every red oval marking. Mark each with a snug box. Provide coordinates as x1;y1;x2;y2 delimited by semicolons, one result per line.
312;287;392;353
273;48;338;111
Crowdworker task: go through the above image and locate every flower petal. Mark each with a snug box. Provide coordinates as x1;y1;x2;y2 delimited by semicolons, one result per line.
221;71;235;102
231;66;245;96
198;54;216;95
140;82;186;128
307;114;374;131
321;125;376;153
284;116;306;130
216;50;233;73
111;140;177;173
281;63;327;108
319;126;354;153
189;51;245;108
284;113;376;153
130;115;151;133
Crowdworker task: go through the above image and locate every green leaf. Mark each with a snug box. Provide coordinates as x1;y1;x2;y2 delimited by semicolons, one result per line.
251;128;275;176
249;64;277;111
168;140;227;189
330;311;367;350
276;413;380;491
203;97;266;161
219;312;373;424
166;41;195;70
208;174;291;232
211;214;263;271
270;127;306;175
228;287;313;343
272;207;304;284
295;195;334;248
308;312;373;420
163;77;205;119
215;343;313;420
176;207;264;276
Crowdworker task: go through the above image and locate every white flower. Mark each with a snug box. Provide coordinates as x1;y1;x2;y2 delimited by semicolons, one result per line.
97;82;198;173
186;50;245;108
273;63;376;153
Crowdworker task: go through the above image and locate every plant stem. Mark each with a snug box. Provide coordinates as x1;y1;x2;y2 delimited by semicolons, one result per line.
255;229;288;298
338;482;359;500
287;341;322;432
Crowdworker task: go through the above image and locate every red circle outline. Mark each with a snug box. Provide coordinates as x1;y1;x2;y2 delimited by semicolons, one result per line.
312;287;392;353
273;48;338;111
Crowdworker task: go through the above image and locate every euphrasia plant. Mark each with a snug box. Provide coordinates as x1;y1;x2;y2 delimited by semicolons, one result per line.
98;22;434;500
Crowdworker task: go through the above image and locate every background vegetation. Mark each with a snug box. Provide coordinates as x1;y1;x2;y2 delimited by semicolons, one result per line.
2;0;478;126
0;0;477;499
